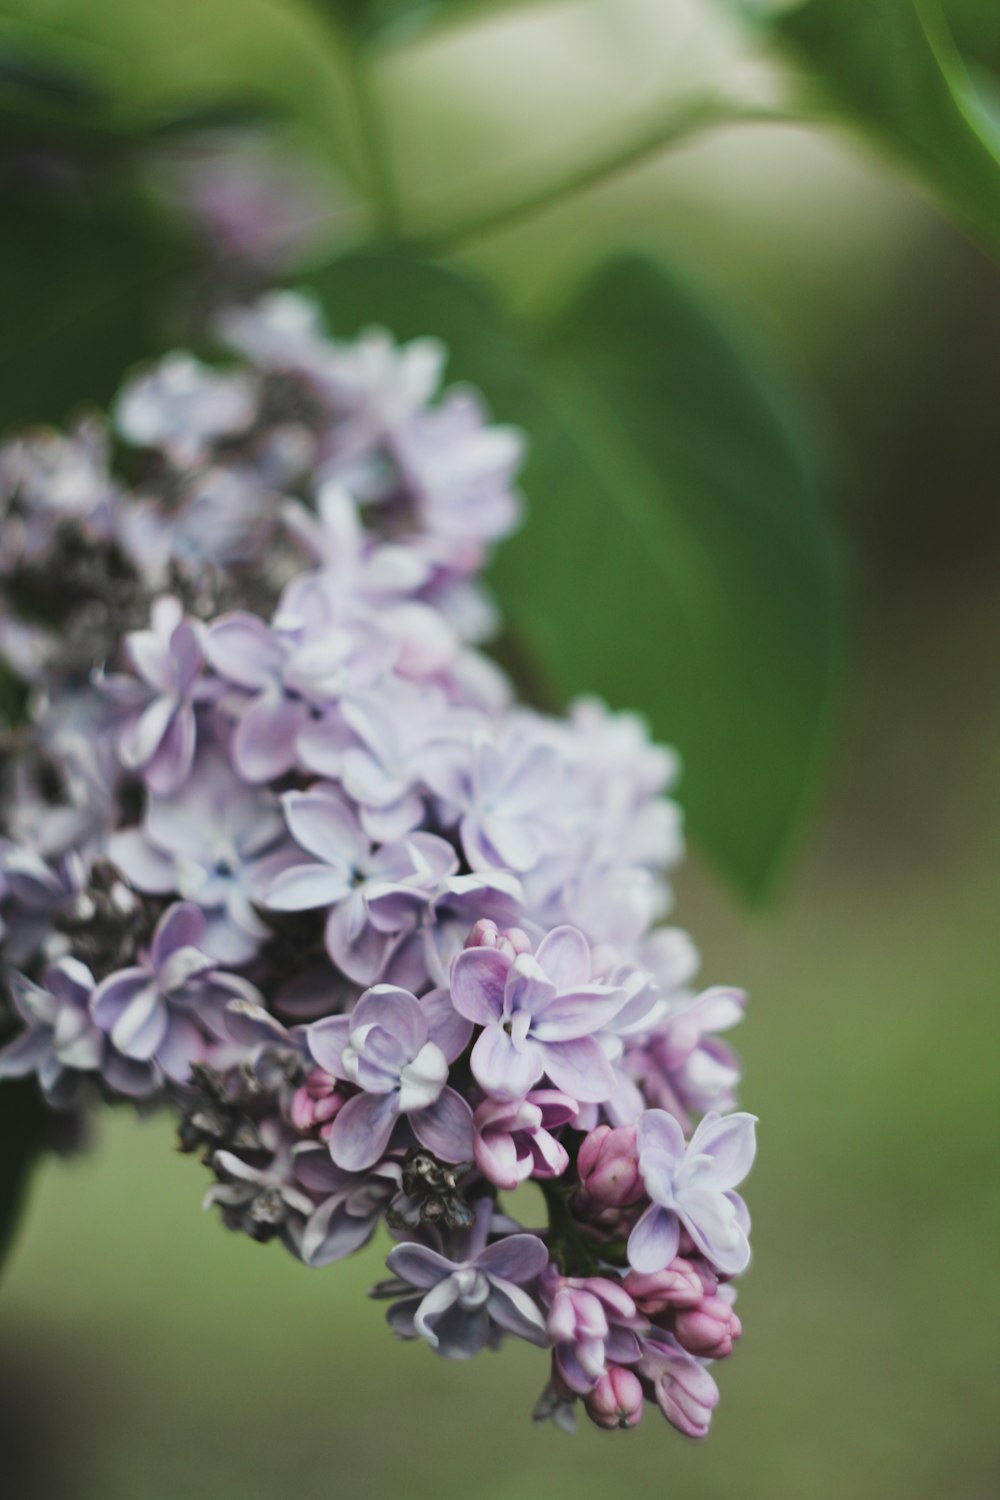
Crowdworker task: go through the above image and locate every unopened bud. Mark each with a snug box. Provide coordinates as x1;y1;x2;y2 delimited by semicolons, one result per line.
584;1366;644;1430
577;1124;643;1207
465;919;531;960
290;1068;344;1133
623;1258;704;1314
673;1295;742;1359
651;1351;719;1438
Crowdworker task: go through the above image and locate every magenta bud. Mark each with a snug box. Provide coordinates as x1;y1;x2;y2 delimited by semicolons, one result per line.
577;1124;643;1207
653;1354;719;1439
289;1068;345;1133
466;918;500;948
623;1258;704;1314
673;1295;742;1359
584;1366;644;1430
464;920;532;959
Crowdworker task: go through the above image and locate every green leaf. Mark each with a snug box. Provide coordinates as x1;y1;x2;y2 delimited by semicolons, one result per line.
942;0;1000;73
537;256;843;898
0;1079;49;1276
0;192;192;434
300;249;843;897
775;0;1000;258
1;0;360;180
312;0;543;42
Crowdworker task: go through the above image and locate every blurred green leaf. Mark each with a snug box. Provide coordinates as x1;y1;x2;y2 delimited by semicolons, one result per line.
0;1079;48;1276
942;1;1000;74
776;0;1000;258
0;193;192;433
301;249;842;897
1;0;361;180
534;257;843;898
313;0;543;41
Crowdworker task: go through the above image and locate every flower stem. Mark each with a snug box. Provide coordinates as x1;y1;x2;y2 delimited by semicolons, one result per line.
348;39;402;242
407;96;802;253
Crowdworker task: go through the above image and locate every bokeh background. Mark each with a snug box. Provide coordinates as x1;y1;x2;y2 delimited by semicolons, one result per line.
1;2;999;1498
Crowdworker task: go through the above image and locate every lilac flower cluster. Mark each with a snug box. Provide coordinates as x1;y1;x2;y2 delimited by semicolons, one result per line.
0;292;756;1435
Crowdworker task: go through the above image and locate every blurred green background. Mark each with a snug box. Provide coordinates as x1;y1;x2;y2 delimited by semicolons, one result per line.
1;1;999;1496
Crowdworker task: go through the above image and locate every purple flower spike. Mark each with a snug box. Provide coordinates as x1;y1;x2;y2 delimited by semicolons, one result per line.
628;1109;757;1277
106;596;206;794
473;1090;575;1190
451;924;626;1103
306;985;473;1171
383;1203;548;1358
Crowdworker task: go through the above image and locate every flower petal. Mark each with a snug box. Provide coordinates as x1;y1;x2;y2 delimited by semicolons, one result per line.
450;947;509;1026
385;1242;457;1289
627;1203;680;1275
477;1232;549;1283
470;1024;544;1101
411;1087;474;1162
328;1090;399;1172
541;1036;617;1104
535;925;591;990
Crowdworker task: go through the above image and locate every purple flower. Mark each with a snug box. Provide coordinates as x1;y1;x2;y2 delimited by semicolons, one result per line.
260;782;457;983
109;750;286;964
0;958;103;1107
628;1109;756;1277
216;290;338;386
306;985;473;1171
643;986;746;1126
104;596;206;793
636;1332;720;1439
473;1090;576;1190
0;838;75;967
450;924;627;1102
293;1143;400;1266
203;610;310;783
382;1204;548;1358
204;1118;314;1251
299;679;447;843
122;467;274;585
390;387;524;566
541;1265;648;1395
429;725;560;874
0;420;119;563
115;352;256;467
283;484;430;598
90;902;257;1084
385;871;526;992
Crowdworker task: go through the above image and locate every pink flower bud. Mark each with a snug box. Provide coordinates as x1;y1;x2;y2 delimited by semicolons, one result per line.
464;919;531;959
289;1068;345;1133
584;1366;644;1430
673;1295;742;1359
576;1124;643;1207
643;1344;720;1438
623;1258;704;1314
